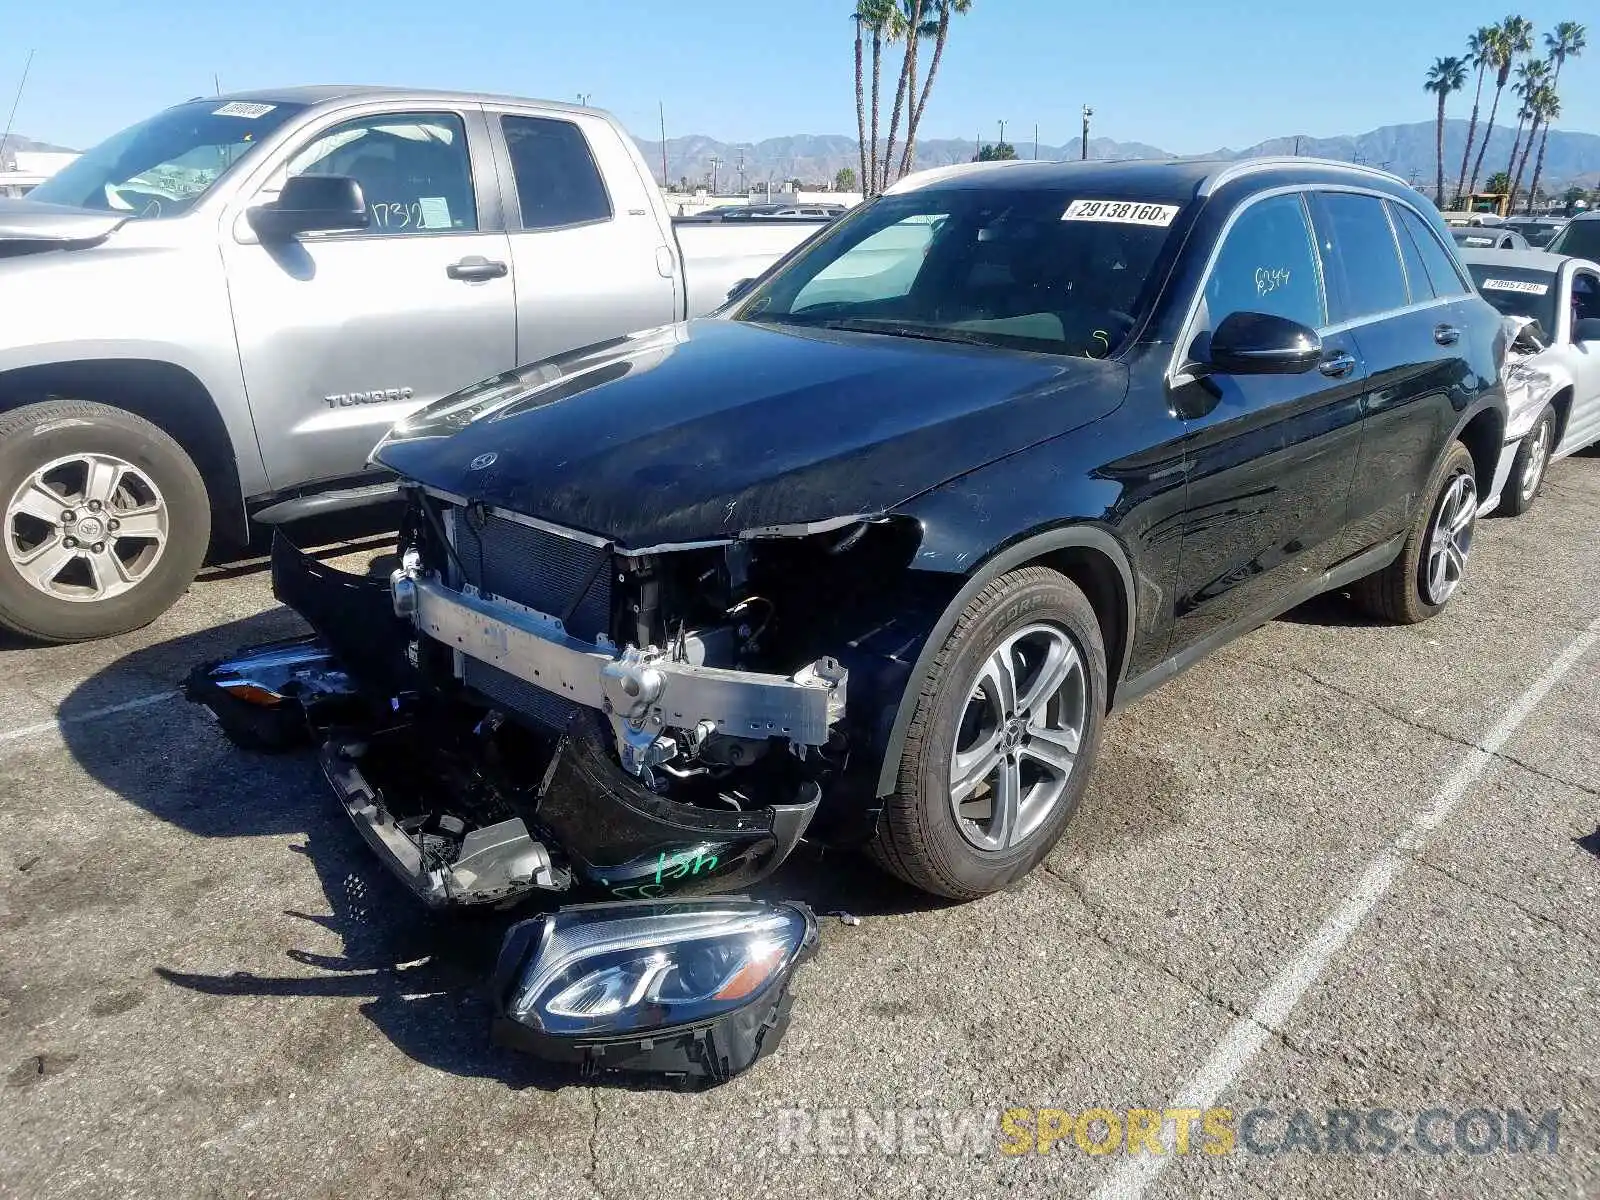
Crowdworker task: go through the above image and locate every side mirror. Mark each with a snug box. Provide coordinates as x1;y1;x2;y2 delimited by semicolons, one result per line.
491;898;817;1087
1203;311;1323;375
1572;317;1600;343
247;174;369;240
726;277;757;303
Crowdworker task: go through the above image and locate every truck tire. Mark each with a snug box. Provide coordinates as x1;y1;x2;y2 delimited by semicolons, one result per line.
1350;440;1477;625
0;399;210;642
869;566;1106;900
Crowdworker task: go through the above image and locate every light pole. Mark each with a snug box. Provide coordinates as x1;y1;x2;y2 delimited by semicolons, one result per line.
997;119;1006;149
1081;105;1093;161
709;155;724;194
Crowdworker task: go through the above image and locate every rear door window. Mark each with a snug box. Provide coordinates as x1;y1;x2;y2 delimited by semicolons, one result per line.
1395;205;1469;298
500;115;613;230
1201;192;1325;331
1309;192;1409;323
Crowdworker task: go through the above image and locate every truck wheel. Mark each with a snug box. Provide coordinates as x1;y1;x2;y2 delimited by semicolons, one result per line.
869;566;1106;900
1498;406;1554;517
0;400;210;642
1350;440;1477;625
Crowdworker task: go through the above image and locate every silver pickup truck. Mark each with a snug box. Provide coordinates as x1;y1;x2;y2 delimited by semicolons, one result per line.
0;86;823;642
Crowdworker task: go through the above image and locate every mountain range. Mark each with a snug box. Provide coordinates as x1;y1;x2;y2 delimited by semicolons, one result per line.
636;119;1600;194
14;117;1600;193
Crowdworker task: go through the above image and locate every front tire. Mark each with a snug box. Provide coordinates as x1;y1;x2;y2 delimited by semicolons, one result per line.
1498;405;1554;517
869;566;1106;900
0;400;210;642
1351;440;1477;624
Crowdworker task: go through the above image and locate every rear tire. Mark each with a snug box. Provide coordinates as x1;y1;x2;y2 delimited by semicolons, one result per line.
1351;440;1477;625
1497;406;1554;517
869;566;1106;900
0;400;210;642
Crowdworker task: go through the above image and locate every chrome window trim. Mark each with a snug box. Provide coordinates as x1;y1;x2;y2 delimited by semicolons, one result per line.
1167;183;1462;386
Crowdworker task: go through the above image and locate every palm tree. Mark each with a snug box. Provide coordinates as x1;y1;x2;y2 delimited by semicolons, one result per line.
1525;22;1586;213
881;0;926;192
852;6;869;201
1526;84;1562;214
1425;56;1468;207
1506;57;1549;210
1456;26;1497;203
855;0;898;196
898;0;971;177
1469;16;1532;198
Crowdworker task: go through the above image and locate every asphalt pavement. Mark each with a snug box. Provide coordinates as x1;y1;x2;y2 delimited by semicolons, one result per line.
2;454;1597;1199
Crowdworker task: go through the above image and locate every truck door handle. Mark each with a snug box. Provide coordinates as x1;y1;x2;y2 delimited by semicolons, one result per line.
1434;323;1460;346
1318;350;1357;378
446;256;508;282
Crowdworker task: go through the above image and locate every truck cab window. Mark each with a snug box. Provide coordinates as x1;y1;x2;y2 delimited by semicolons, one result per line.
500;116;613;230
287;113;477;234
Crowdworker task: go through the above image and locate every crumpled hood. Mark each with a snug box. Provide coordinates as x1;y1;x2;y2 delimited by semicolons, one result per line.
0;198;127;250
374;318;1128;548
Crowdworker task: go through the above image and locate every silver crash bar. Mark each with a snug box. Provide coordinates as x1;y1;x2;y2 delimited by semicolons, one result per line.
404;576;846;751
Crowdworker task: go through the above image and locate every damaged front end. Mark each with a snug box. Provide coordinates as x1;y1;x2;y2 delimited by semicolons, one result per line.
187;488;924;912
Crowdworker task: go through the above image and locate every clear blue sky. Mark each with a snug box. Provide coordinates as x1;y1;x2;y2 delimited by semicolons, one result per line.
7;0;1599;152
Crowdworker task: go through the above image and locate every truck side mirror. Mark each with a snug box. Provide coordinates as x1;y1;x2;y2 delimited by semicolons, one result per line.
248;174;370;240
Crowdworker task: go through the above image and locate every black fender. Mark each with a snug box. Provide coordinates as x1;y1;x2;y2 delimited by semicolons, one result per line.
871;523;1137;798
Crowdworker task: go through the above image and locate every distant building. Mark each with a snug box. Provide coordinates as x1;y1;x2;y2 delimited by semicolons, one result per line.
0;151;79;197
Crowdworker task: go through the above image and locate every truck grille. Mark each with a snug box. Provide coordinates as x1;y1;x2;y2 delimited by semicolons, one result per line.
448;508;611;733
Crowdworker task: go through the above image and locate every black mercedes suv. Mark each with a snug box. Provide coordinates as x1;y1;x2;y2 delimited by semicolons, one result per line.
197;157;1508;907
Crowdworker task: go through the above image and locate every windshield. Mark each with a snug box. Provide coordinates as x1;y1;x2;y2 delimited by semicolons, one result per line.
1468;265;1559;334
1547;219;1600;259
30;99;305;218
734;187;1186;358
1453;228;1503;250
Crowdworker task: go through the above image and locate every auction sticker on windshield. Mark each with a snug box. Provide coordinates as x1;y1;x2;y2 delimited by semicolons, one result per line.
1062;199;1181;226
214;102;277;119
1482;278;1550;295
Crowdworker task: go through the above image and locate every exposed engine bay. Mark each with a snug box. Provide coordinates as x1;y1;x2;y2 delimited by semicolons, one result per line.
187;488;936;912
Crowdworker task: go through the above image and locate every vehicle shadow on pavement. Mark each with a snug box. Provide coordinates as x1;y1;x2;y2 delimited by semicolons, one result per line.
59;605;938;1090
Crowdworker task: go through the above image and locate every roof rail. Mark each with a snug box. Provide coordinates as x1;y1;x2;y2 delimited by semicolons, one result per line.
1201;156;1409;195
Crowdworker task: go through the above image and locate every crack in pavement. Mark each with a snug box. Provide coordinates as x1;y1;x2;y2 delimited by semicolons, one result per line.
1033;864;1450;1093
1408;853;1600;951
1246;657;1600;800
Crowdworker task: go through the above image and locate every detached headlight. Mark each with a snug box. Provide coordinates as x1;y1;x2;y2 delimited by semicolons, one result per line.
491;899;817;1086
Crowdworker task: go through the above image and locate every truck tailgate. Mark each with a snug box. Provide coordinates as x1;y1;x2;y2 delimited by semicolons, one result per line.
674;220;829;316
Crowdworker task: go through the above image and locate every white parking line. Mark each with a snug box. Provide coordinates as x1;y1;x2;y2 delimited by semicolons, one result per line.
1093;612;1600;1200
0;690;179;744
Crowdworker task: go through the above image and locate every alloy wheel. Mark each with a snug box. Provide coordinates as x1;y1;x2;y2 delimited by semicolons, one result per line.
948;622;1087;852
1520;419;1551;503
1423;471;1476;606
4;453;170;603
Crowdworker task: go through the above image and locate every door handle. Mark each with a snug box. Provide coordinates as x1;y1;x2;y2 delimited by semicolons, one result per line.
1434;323;1460;346
1318;350;1357;378
446;256;508;282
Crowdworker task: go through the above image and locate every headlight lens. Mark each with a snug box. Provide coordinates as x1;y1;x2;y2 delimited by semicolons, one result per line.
508;900;814;1037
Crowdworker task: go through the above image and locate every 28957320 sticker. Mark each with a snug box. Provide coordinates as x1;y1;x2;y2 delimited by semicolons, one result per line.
1062;199;1181;226
1481;278;1549;295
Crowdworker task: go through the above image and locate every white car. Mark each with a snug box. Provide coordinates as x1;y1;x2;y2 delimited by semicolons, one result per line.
1461;248;1600;514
